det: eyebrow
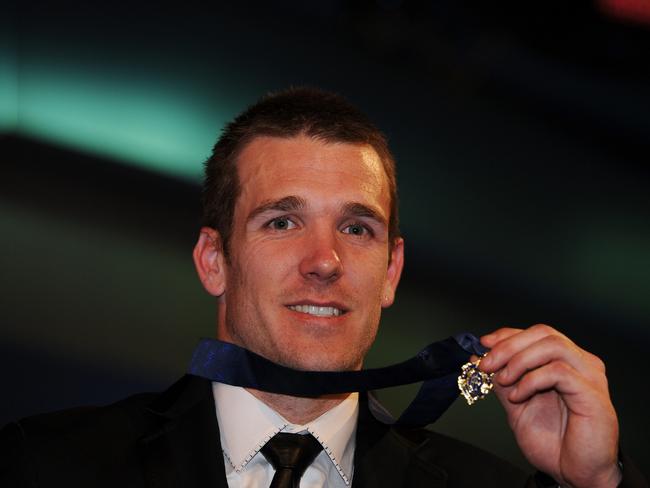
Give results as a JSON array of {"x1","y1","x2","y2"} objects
[
  {"x1": 341, "y1": 202, "x2": 388, "y2": 227},
  {"x1": 246, "y1": 196, "x2": 387, "y2": 227},
  {"x1": 246, "y1": 196, "x2": 306, "y2": 223}
]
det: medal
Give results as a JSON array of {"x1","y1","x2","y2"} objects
[{"x1": 457, "y1": 354, "x2": 494, "y2": 405}]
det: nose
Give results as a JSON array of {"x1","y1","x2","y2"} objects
[{"x1": 298, "y1": 230, "x2": 343, "y2": 283}]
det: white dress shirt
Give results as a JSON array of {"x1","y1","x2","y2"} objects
[{"x1": 212, "y1": 382, "x2": 359, "y2": 488}]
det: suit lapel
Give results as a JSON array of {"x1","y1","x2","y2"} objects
[
  {"x1": 352, "y1": 393, "x2": 447, "y2": 488},
  {"x1": 138, "y1": 375, "x2": 228, "y2": 488},
  {"x1": 135, "y1": 379, "x2": 449, "y2": 488}
]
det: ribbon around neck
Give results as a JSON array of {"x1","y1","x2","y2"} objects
[{"x1": 188, "y1": 333, "x2": 487, "y2": 427}]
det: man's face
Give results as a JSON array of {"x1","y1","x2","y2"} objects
[{"x1": 210, "y1": 135, "x2": 403, "y2": 371}]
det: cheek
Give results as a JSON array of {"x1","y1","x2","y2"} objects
[
  {"x1": 350, "y1": 253, "x2": 389, "y2": 294},
  {"x1": 236, "y1": 242, "x2": 293, "y2": 290}
]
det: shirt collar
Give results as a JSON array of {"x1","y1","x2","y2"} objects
[{"x1": 212, "y1": 382, "x2": 358, "y2": 484}]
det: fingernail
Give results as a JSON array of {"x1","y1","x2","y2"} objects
[{"x1": 481, "y1": 334, "x2": 494, "y2": 346}]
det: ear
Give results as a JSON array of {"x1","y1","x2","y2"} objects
[
  {"x1": 382, "y1": 237, "x2": 404, "y2": 308},
  {"x1": 193, "y1": 227, "x2": 228, "y2": 297}
]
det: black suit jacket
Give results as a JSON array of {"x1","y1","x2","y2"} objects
[{"x1": 1, "y1": 375, "x2": 647, "y2": 487}]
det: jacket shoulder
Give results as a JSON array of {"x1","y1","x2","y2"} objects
[
  {"x1": 0, "y1": 391, "x2": 160, "y2": 487},
  {"x1": 6, "y1": 391, "x2": 158, "y2": 443}
]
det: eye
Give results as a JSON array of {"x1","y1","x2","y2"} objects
[
  {"x1": 267, "y1": 217, "x2": 296, "y2": 231},
  {"x1": 342, "y1": 223, "x2": 371, "y2": 237}
]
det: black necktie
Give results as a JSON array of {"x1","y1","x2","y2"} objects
[{"x1": 261, "y1": 433, "x2": 323, "y2": 488}]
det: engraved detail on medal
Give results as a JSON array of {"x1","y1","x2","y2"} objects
[{"x1": 457, "y1": 355, "x2": 494, "y2": 405}]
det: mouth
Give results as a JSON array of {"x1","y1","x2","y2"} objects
[{"x1": 286, "y1": 303, "x2": 347, "y2": 317}]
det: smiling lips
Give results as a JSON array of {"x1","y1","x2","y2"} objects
[{"x1": 287, "y1": 304, "x2": 346, "y2": 317}]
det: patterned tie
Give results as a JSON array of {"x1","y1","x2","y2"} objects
[{"x1": 261, "y1": 433, "x2": 323, "y2": 488}]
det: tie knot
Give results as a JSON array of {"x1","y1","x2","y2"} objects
[{"x1": 261, "y1": 433, "x2": 323, "y2": 487}]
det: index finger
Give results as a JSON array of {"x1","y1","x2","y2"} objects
[
  {"x1": 480, "y1": 324, "x2": 568, "y2": 373},
  {"x1": 480, "y1": 327, "x2": 523, "y2": 348}
]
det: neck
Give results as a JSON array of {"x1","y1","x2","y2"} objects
[
  {"x1": 215, "y1": 305, "x2": 353, "y2": 423},
  {"x1": 247, "y1": 389, "x2": 350, "y2": 424}
]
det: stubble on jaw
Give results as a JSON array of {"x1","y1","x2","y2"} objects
[
  {"x1": 221, "y1": 259, "x2": 383, "y2": 373},
  {"x1": 223, "y1": 308, "x2": 379, "y2": 372}
]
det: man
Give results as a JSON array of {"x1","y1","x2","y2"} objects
[{"x1": 1, "y1": 88, "x2": 646, "y2": 487}]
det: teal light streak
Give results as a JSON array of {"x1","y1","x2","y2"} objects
[
  {"x1": 0, "y1": 18, "x2": 17, "y2": 132},
  {"x1": 6, "y1": 55, "x2": 243, "y2": 182}
]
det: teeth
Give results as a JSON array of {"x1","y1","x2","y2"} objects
[{"x1": 288, "y1": 304, "x2": 342, "y2": 317}]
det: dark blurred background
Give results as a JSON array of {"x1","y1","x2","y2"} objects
[{"x1": 2, "y1": 0, "x2": 649, "y2": 475}]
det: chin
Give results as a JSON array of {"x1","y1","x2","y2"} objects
[
  {"x1": 276, "y1": 343, "x2": 363, "y2": 372},
  {"x1": 278, "y1": 331, "x2": 374, "y2": 372}
]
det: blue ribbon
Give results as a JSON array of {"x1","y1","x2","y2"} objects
[{"x1": 188, "y1": 332, "x2": 487, "y2": 426}]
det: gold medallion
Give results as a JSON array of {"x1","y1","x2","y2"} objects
[{"x1": 457, "y1": 355, "x2": 494, "y2": 405}]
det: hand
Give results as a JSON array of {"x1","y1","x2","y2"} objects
[{"x1": 480, "y1": 325, "x2": 621, "y2": 488}]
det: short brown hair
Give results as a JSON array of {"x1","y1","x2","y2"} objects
[{"x1": 201, "y1": 87, "x2": 399, "y2": 256}]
